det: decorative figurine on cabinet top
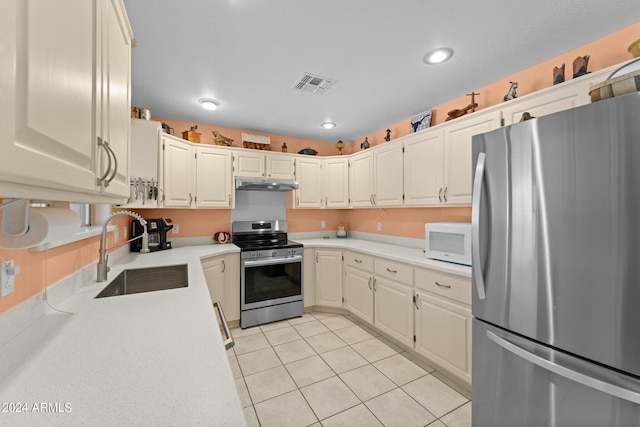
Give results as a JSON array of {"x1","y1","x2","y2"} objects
[
  {"x1": 212, "y1": 130, "x2": 234, "y2": 146},
  {"x1": 553, "y1": 63, "x2": 565, "y2": 85},
  {"x1": 573, "y1": 55, "x2": 591, "y2": 78},
  {"x1": 503, "y1": 81, "x2": 518, "y2": 102},
  {"x1": 361, "y1": 137, "x2": 370, "y2": 150},
  {"x1": 384, "y1": 129, "x2": 391, "y2": 142},
  {"x1": 335, "y1": 140, "x2": 345, "y2": 155},
  {"x1": 281, "y1": 142, "x2": 288, "y2": 152},
  {"x1": 410, "y1": 110, "x2": 432, "y2": 133}
]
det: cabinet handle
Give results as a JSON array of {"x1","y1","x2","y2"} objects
[
  {"x1": 368, "y1": 277, "x2": 372, "y2": 290},
  {"x1": 316, "y1": 252, "x2": 318, "y2": 263},
  {"x1": 443, "y1": 187, "x2": 448, "y2": 202},
  {"x1": 228, "y1": 195, "x2": 231, "y2": 206},
  {"x1": 296, "y1": 196, "x2": 300, "y2": 207},
  {"x1": 97, "y1": 137, "x2": 112, "y2": 185},
  {"x1": 103, "y1": 141, "x2": 118, "y2": 187},
  {"x1": 188, "y1": 193, "x2": 193, "y2": 205},
  {"x1": 222, "y1": 260, "x2": 225, "y2": 273},
  {"x1": 413, "y1": 294, "x2": 419, "y2": 310},
  {"x1": 386, "y1": 268, "x2": 397, "y2": 274},
  {"x1": 369, "y1": 194, "x2": 374, "y2": 205},
  {"x1": 438, "y1": 188, "x2": 443, "y2": 202},
  {"x1": 435, "y1": 281, "x2": 451, "y2": 289},
  {"x1": 373, "y1": 194, "x2": 377, "y2": 205},
  {"x1": 373, "y1": 278, "x2": 377, "y2": 292},
  {"x1": 354, "y1": 259, "x2": 363, "y2": 263},
  {"x1": 325, "y1": 196, "x2": 328, "y2": 206}
]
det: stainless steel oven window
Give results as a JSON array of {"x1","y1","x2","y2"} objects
[{"x1": 241, "y1": 256, "x2": 303, "y2": 310}]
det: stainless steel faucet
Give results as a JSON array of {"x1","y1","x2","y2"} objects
[{"x1": 97, "y1": 211, "x2": 149, "y2": 282}]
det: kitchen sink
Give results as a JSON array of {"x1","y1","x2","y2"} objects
[{"x1": 95, "y1": 264, "x2": 188, "y2": 298}]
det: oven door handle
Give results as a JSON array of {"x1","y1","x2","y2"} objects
[{"x1": 243, "y1": 254, "x2": 303, "y2": 267}]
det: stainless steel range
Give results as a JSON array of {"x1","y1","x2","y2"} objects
[{"x1": 232, "y1": 220, "x2": 303, "y2": 329}]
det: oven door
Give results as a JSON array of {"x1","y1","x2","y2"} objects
[{"x1": 241, "y1": 255, "x2": 303, "y2": 311}]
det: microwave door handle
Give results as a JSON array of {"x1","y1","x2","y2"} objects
[
  {"x1": 487, "y1": 330, "x2": 640, "y2": 405},
  {"x1": 472, "y1": 152, "x2": 487, "y2": 299}
]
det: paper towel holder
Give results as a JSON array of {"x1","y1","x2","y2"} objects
[{"x1": 0, "y1": 199, "x2": 30, "y2": 237}]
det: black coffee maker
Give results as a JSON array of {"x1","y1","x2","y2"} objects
[{"x1": 131, "y1": 218, "x2": 173, "y2": 252}]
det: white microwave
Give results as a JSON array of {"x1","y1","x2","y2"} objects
[{"x1": 425, "y1": 222, "x2": 472, "y2": 266}]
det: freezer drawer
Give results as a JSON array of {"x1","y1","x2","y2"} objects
[{"x1": 473, "y1": 319, "x2": 640, "y2": 427}]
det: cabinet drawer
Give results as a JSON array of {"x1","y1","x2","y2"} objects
[
  {"x1": 344, "y1": 251, "x2": 374, "y2": 272},
  {"x1": 415, "y1": 268, "x2": 471, "y2": 306},
  {"x1": 374, "y1": 258, "x2": 413, "y2": 285}
]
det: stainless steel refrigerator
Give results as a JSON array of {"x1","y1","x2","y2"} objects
[{"x1": 472, "y1": 92, "x2": 640, "y2": 426}]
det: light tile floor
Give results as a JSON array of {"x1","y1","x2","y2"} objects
[{"x1": 228, "y1": 312, "x2": 471, "y2": 427}]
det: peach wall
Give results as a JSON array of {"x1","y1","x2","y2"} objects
[
  {"x1": 154, "y1": 118, "x2": 343, "y2": 157},
  {"x1": 344, "y1": 22, "x2": 640, "y2": 154},
  {"x1": 0, "y1": 215, "x2": 130, "y2": 315},
  {"x1": 285, "y1": 209, "x2": 348, "y2": 233},
  {"x1": 130, "y1": 208, "x2": 231, "y2": 238},
  {"x1": 345, "y1": 207, "x2": 471, "y2": 239}
]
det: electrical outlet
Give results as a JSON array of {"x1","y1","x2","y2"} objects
[
  {"x1": 377, "y1": 222, "x2": 382, "y2": 231},
  {"x1": 114, "y1": 226, "x2": 119, "y2": 243},
  {"x1": 172, "y1": 224, "x2": 179, "y2": 234},
  {"x1": 1, "y1": 260, "x2": 16, "y2": 297},
  {"x1": 321, "y1": 220, "x2": 326, "y2": 229},
  {"x1": 124, "y1": 226, "x2": 128, "y2": 240}
]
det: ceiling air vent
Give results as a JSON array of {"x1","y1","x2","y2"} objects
[{"x1": 291, "y1": 72, "x2": 335, "y2": 94}]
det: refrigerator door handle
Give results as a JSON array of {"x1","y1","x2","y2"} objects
[
  {"x1": 472, "y1": 152, "x2": 487, "y2": 299},
  {"x1": 487, "y1": 330, "x2": 640, "y2": 405}
]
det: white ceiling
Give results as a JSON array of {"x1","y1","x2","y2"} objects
[{"x1": 124, "y1": 0, "x2": 639, "y2": 143}]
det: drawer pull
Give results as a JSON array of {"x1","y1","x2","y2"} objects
[
  {"x1": 354, "y1": 258, "x2": 363, "y2": 263},
  {"x1": 386, "y1": 268, "x2": 398, "y2": 274},
  {"x1": 413, "y1": 294, "x2": 419, "y2": 310},
  {"x1": 373, "y1": 278, "x2": 377, "y2": 292},
  {"x1": 435, "y1": 281, "x2": 451, "y2": 289}
]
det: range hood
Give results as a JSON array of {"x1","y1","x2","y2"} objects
[{"x1": 235, "y1": 177, "x2": 299, "y2": 192}]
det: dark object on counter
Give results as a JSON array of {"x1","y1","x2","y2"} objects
[
  {"x1": 298, "y1": 147, "x2": 318, "y2": 155},
  {"x1": 214, "y1": 232, "x2": 231, "y2": 244},
  {"x1": 573, "y1": 54, "x2": 591, "y2": 78},
  {"x1": 361, "y1": 137, "x2": 370, "y2": 150},
  {"x1": 553, "y1": 63, "x2": 565, "y2": 85},
  {"x1": 131, "y1": 218, "x2": 173, "y2": 252}
]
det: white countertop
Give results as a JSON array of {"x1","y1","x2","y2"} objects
[
  {"x1": 0, "y1": 244, "x2": 245, "y2": 427},
  {"x1": 296, "y1": 237, "x2": 472, "y2": 278}
]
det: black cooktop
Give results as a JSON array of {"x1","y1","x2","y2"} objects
[{"x1": 233, "y1": 236, "x2": 302, "y2": 252}]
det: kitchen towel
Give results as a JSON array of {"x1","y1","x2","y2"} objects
[{"x1": 0, "y1": 207, "x2": 80, "y2": 249}]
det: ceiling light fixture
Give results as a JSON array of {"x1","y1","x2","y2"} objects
[
  {"x1": 423, "y1": 47, "x2": 454, "y2": 65},
  {"x1": 199, "y1": 98, "x2": 220, "y2": 110},
  {"x1": 321, "y1": 122, "x2": 336, "y2": 129}
]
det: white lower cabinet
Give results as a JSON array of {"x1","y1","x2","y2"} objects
[
  {"x1": 344, "y1": 266, "x2": 374, "y2": 324},
  {"x1": 314, "y1": 249, "x2": 343, "y2": 308},
  {"x1": 201, "y1": 253, "x2": 240, "y2": 323},
  {"x1": 414, "y1": 267, "x2": 472, "y2": 386},
  {"x1": 373, "y1": 275, "x2": 414, "y2": 347}
]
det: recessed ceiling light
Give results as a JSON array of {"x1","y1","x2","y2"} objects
[
  {"x1": 199, "y1": 98, "x2": 220, "y2": 110},
  {"x1": 321, "y1": 122, "x2": 336, "y2": 129},
  {"x1": 423, "y1": 47, "x2": 454, "y2": 65}
]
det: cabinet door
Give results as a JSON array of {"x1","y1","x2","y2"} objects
[
  {"x1": 295, "y1": 157, "x2": 323, "y2": 208},
  {"x1": 99, "y1": 0, "x2": 132, "y2": 197},
  {"x1": 323, "y1": 158, "x2": 349, "y2": 208},
  {"x1": 443, "y1": 110, "x2": 501, "y2": 205},
  {"x1": 374, "y1": 276, "x2": 414, "y2": 347},
  {"x1": 403, "y1": 129, "x2": 444, "y2": 206},
  {"x1": 1, "y1": 0, "x2": 98, "y2": 194},
  {"x1": 415, "y1": 290, "x2": 471, "y2": 386},
  {"x1": 315, "y1": 250, "x2": 343, "y2": 308},
  {"x1": 234, "y1": 151, "x2": 265, "y2": 178},
  {"x1": 202, "y1": 257, "x2": 225, "y2": 305},
  {"x1": 349, "y1": 152, "x2": 374, "y2": 207},
  {"x1": 374, "y1": 143, "x2": 404, "y2": 206},
  {"x1": 266, "y1": 153, "x2": 294, "y2": 179},
  {"x1": 202, "y1": 254, "x2": 240, "y2": 323},
  {"x1": 196, "y1": 146, "x2": 232, "y2": 208},
  {"x1": 162, "y1": 137, "x2": 195, "y2": 207},
  {"x1": 344, "y1": 266, "x2": 374, "y2": 324}
]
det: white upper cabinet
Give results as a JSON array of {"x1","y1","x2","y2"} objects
[
  {"x1": 0, "y1": 0, "x2": 132, "y2": 202},
  {"x1": 323, "y1": 157, "x2": 349, "y2": 208},
  {"x1": 162, "y1": 136, "x2": 196, "y2": 208},
  {"x1": 442, "y1": 110, "x2": 502, "y2": 205},
  {"x1": 404, "y1": 129, "x2": 445, "y2": 206},
  {"x1": 196, "y1": 145, "x2": 233, "y2": 208},
  {"x1": 373, "y1": 143, "x2": 404, "y2": 206},
  {"x1": 349, "y1": 151, "x2": 375, "y2": 207},
  {"x1": 232, "y1": 150, "x2": 294, "y2": 180},
  {"x1": 294, "y1": 156, "x2": 323, "y2": 208}
]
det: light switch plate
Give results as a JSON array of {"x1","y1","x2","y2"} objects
[
  {"x1": 1, "y1": 260, "x2": 15, "y2": 297},
  {"x1": 377, "y1": 222, "x2": 382, "y2": 231},
  {"x1": 172, "y1": 224, "x2": 179, "y2": 234}
]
